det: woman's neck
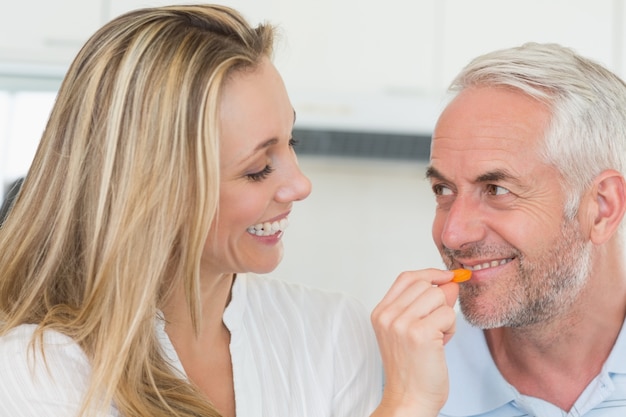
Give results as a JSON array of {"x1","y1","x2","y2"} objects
[
  {"x1": 161, "y1": 272, "x2": 236, "y2": 417},
  {"x1": 161, "y1": 272, "x2": 235, "y2": 340}
]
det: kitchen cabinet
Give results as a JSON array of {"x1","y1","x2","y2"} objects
[
  {"x1": 106, "y1": 0, "x2": 270, "y2": 24},
  {"x1": 439, "y1": 0, "x2": 617, "y2": 89},
  {"x1": 0, "y1": 0, "x2": 622, "y2": 89},
  {"x1": 0, "y1": 0, "x2": 623, "y2": 132},
  {"x1": 0, "y1": 0, "x2": 103, "y2": 66}
]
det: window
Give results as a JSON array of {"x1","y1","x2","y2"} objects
[{"x1": 0, "y1": 90, "x2": 56, "y2": 198}]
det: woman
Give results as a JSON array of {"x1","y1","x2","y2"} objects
[{"x1": 0, "y1": 4, "x2": 457, "y2": 417}]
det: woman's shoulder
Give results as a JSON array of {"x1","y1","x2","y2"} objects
[
  {"x1": 0, "y1": 324, "x2": 95, "y2": 415},
  {"x1": 0, "y1": 322, "x2": 90, "y2": 372},
  {"x1": 1, "y1": 322, "x2": 76, "y2": 343},
  {"x1": 0, "y1": 323, "x2": 86, "y2": 359}
]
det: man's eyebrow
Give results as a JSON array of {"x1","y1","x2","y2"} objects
[
  {"x1": 475, "y1": 169, "x2": 516, "y2": 183},
  {"x1": 425, "y1": 166, "x2": 517, "y2": 184},
  {"x1": 425, "y1": 166, "x2": 446, "y2": 181}
]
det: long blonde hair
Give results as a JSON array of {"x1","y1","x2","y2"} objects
[{"x1": 0, "y1": 5, "x2": 274, "y2": 416}]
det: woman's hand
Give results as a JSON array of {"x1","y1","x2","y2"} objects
[{"x1": 370, "y1": 269, "x2": 458, "y2": 417}]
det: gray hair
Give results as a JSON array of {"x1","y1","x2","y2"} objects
[{"x1": 448, "y1": 42, "x2": 626, "y2": 222}]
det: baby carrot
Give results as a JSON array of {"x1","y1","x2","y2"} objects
[{"x1": 451, "y1": 268, "x2": 472, "y2": 283}]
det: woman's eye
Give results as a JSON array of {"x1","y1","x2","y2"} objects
[
  {"x1": 486, "y1": 184, "x2": 510, "y2": 195},
  {"x1": 289, "y1": 137, "x2": 299, "y2": 147},
  {"x1": 247, "y1": 165, "x2": 274, "y2": 182}
]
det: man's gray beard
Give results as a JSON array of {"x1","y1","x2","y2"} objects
[{"x1": 456, "y1": 217, "x2": 592, "y2": 329}]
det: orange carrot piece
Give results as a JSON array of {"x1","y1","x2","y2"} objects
[{"x1": 451, "y1": 269, "x2": 472, "y2": 283}]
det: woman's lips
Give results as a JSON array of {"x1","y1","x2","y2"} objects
[{"x1": 247, "y1": 217, "x2": 289, "y2": 237}]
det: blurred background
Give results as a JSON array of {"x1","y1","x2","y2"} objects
[{"x1": 0, "y1": 0, "x2": 623, "y2": 309}]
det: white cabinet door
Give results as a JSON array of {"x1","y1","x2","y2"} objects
[
  {"x1": 271, "y1": 0, "x2": 439, "y2": 96},
  {"x1": 439, "y1": 0, "x2": 616, "y2": 90},
  {"x1": 106, "y1": 0, "x2": 271, "y2": 24},
  {"x1": 0, "y1": 0, "x2": 103, "y2": 66}
]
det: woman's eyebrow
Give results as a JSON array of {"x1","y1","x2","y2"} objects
[{"x1": 253, "y1": 138, "x2": 279, "y2": 152}]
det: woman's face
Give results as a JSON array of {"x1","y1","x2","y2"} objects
[{"x1": 202, "y1": 57, "x2": 312, "y2": 277}]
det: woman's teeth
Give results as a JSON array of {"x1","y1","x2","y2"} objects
[
  {"x1": 247, "y1": 218, "x2": 289, "y2": 236},
  {"x1": 464, "y1": 258, "x2": 513, "y2": 271}
]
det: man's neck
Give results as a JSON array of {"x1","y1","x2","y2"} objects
[{"x1": 484, "y1": 283, "x2": 626, "y2": 411}]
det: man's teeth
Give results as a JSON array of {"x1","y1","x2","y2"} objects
[
  {"x1": 465, "y1": 258, "x2": 512, "y2": 271},
  {"x1": 247, "y1": 218, "x2": 289, "y2": 236}
]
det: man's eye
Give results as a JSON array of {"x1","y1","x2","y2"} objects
[
  {"x1": 486, "y1": 184, "x2": 510, "y2": 195},
  {"x1": 247, "y1": 165, "x2": 274, "y2": 182},
  {"x1": 432, "y1": 184, "x2": 453, "y2": 196}
]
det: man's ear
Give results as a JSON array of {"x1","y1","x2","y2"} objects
[{"x1": 585, "y1": 170, "x2": 626, "y2": 244}]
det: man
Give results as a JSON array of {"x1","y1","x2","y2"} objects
[{"x1": 427, "y1": 43, "x2": 626, "y2": 416}]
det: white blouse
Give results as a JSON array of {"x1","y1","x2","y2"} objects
[{"x1": 0, "y1": 274, "x2": 383, "y2": 416}]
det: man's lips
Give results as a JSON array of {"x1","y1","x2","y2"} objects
[{"x1": 461, "y1": 257, "x2": 514, "y2": 271}]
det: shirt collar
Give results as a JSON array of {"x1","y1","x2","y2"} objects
[
  {"x1": 155, "y1": 311, "x2": 187, "y2": 379},
  {"x1": 223, "y1": 273, "x2": 247, "y2": 334},
  {"x1": 442, "y1": 314, "x2": 626, "y2": 416},
  {"x1": 604, "y1": 316, "x2": 626, "y2": 374}
]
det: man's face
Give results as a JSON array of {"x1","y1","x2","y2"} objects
[{"x1": 428, "y1": 86, "x2": 591, "y2": 328}]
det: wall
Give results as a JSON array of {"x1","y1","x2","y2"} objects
[
  {"x1": 1, "y1": 0, "x2": 625, "y2": 310},
  {"x1": 271, "y1": 157, "x2": 439, "y2": 310}
]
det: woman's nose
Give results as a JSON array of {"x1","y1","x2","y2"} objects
[{"x1": 276, "y1": 159, "x2": 312, "y2": 203}]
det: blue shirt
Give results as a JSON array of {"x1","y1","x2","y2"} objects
[{"x1": 440, "y1": 314, "x2": 626, "y2": 416}]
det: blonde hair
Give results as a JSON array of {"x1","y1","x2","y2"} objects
[{"x1": 0, "y1": 4, "x2": 274, "y2": 416}]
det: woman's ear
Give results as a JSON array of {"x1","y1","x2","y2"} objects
[{"x1": 586, "y1": 170, "x2": 626, "y2": 244}]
